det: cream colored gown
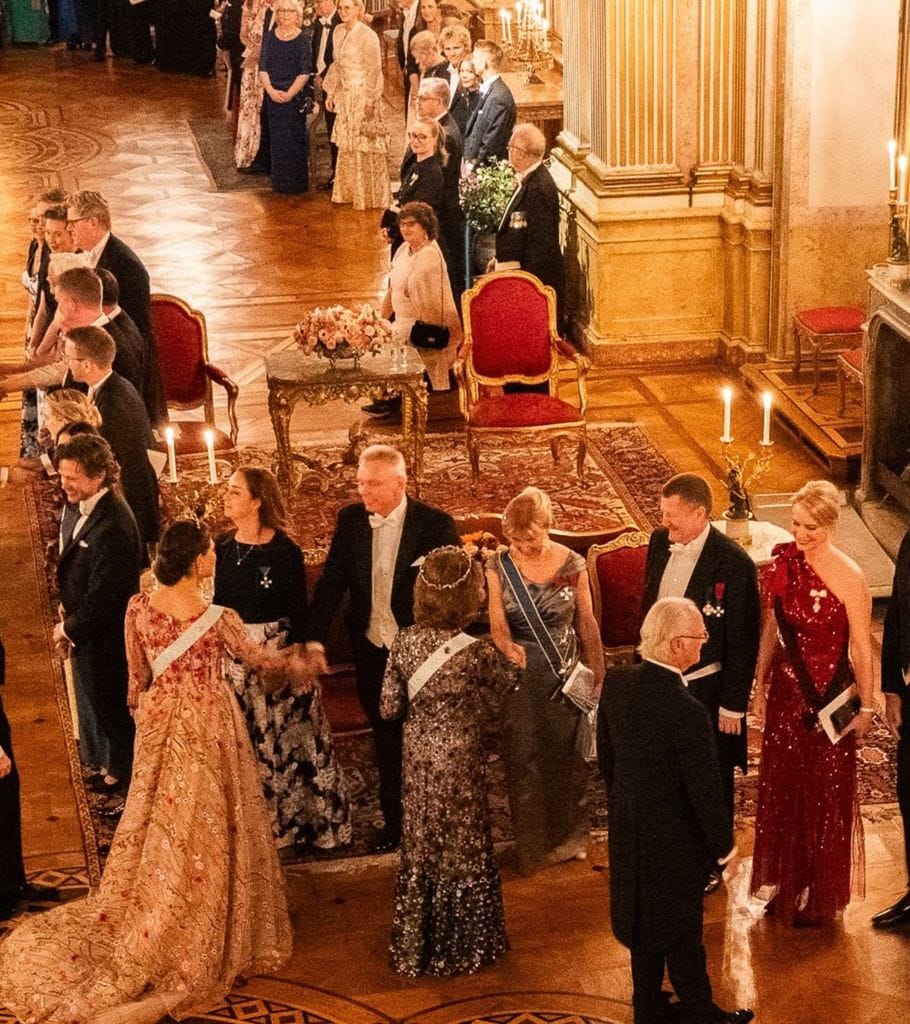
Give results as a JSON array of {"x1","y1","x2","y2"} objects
[
  {"x1": 324, "y1": 19, "x2": 391, "y2": 210},
  {"x1": 0, "y1": 594, "x2": 292, "y2": 1023}
]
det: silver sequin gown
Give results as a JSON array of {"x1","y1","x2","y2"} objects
[{"x1": 380, "y1": 625, "x2": 514, "y2": 976}]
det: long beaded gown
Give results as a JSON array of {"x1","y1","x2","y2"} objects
[
  {"x1": 0, "y1": 594, "x2": 292, "y2": 1023},
  {"x1": 491, "y1": 549, "x2": 590, "y2": 876},
  {"x1": 750, "y1": 542, "x2": 865, "y2": 922},
  {"x1": 380, "y1": 626, "x2": 513, "y2": 976}
]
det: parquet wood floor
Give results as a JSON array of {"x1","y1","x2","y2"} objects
[{"x1": 0, "y1": 45, "x2": 907, "y2": 1024}]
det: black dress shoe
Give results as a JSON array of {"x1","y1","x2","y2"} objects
[
  {"x1": 319, "y1": 177, "x2": 335, "y2": 191},
  {"x1": 871, "y1": 889, "x2": 910, "y2": 929},
  {"x1": 703, "y1": 869, "x2": 723, "y2": 896},
  {"x1": 0, "y1": 892, "x2": 18, "y2": 919},
  {"x1": 370, "y1": 828, "x2": 401, "y2": 853},
  {"x1": 87, "y1": 774, "x2": 122, "y2": 794},
  {"x1": 684, "y1": 1006, "x2": 753, "y2": 1024}
]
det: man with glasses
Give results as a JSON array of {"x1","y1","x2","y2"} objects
[
  {"x1": 495, "y1": 123, "x2": 565, "y2": 326},
  {"x1": 642, "y1": 472, "x2": 760, "y2": 896},
  {"x1": 597, "y1": 597, "x2": 753, "y2": 1024}
]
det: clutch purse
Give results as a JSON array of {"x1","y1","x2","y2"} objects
[
  {"x1": 560, "y1": 660, "x2": 598, "y2": 713},
  {"x1": 817, "y1": 683, "x2": 860, "y2": 744},
  {"x1": 409, "y1": 320, "x2": 450, "y2": 350}
]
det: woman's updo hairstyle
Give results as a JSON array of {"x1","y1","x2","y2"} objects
[
  {"x1": 154, "y1": 520, "x2": 211, "y2": 586},
  {"x1": 791, "y1": 479, "x2": 840, "y2": 529},
  {"x1": 414, "y1": 545, "x2": 483, "y2": 629},
  {"x1": 503, "y1": 486, "x2": 554, "y2": 536}
]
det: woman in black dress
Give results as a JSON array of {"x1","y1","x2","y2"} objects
[
  {"x1": 258, "y1": 0, "x2": 313, "y2": 194},
  {"x1": 215, "y1": 467, "x2": 351, "y2": 854},
  {"x1": 384, "y1": 119, "x2": 447, "y2": 255}
]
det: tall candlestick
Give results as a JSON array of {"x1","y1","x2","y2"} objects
[
  {"x1": 164, "y1": 426, "x2": 177, "y2": 483},
  {"x1": 761, "y1": 391, "x2": 773, "y2": 446},
  {"x1": 889, "y1": 138, "x2": 898, "y2": 192},
  {"x1": 721, "y1": 386, "x2": 733, "y2": 443},
  {"x1": 204, "y1": 428, "x2": 217, "y2": 484},
  {"x1": 899, "y1": 153, "x2": 907, "y2": 205}
]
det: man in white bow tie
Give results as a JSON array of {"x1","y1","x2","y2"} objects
[
  {"x1": 642, "y1": 473, "x2": 760, "y2": 895},
  {"x1": 306, "y1": 445, "x2": 459, "y2": 851}
]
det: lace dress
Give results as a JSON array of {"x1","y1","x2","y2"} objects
[
  {"x1": 0, "y1": 594, "x2": 292, "y2": 1023},
  {"x1": 234, "y1": 0, "x2": 272, "y2": 168},
  {"x1": 323, "y1": 20, "x2": 391, "y2": 210},
  {"x1": 380, "y1": 626, "x2": 513, "y2": 976},
  {"x1": 491, "y1": 550, "x2": 590, "y2": 875},
  {"x1": 750, "y1": 542, "x2": 865, "y2": 922}
]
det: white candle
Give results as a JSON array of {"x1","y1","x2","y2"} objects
[
  {"x1": 500, "y1": 7, "x2": 507, "y2": 41},
  {"x1": 505, "y1": 10, "x2": 512, "y2": 44},
  {"x1": 204, "y1": 428, "x2": 217, "y2": 484},
  {"x1": 761, "y1": 391, "x2": 773, "y2": 446},
  {"x1": 721, "y1": 386, "x2": 733, "y2": 442},
  {"x1": 899, "y1": 153, "x2": 907, "y2": 205},
  {"x1": 164, "y1": 426, "x2": 177, "y2": 483},
  {"x1": 889, "y1": 138, "x2": 898, "y2": 192}
]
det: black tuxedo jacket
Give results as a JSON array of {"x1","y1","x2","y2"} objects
[
  {"x1": 312, "y1": 11, "x2": 341, "y2": 72},
  {"x1": 495, "y1": 162, "x2": 564, "y2": 306},
  {"x1": 96, "y1": 234, "x2": 152, "y2": 346},
  {"x1": 92, "y1": 372, "x2": 160, "y2": 546},
  {"x1": 883, "y1": 529, "x2": 910, "y2": 703},
  {"x1": 464, "y1": 77, "x2": 516, "y2": 166},
  {"x1": 308, "y1": 497, "x2": 460, "y2": 645},
  {"x1": 100, "y1": 315, "x2": 144, "y2": 398},
  {"x1": 106, "y1": 308, "x2": 167, "y2": 428},
  {"x1": 643, "y1": 526, "x2": 760, "y2": 769},
  {"x1": 396, "y1": 4, "x2": 420, "y2": 71},
  {"x1": 597, "y1": 660, "x2": 731, "y2": 950},
  {"x1": 57, "y1": 489, "x2": 142, "y2": 647}
]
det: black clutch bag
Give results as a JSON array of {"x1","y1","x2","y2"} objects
[{"x1": 409, "y1": 320, "x2": 450, "y2": 350}]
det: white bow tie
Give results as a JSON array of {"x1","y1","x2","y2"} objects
[
  {"x1": 321, "y1": 18, "x2": 332, "y2": 25},
  {"x1": 669, "y1": 542, "x2": 689, "y2": 555},
  {"x1": 369, "y1": 513, "x2": 392, "y2": 529}
]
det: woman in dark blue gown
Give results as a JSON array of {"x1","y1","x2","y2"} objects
[{"x1": 258, "y1": 1, "x2": 313, "y2": 194}]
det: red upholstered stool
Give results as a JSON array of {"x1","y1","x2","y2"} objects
[
  {"x1": 836, "y1": 347, "x2": 864, "y2": 416},
  {"x1": 793, "y1": 306, "x2": 864, "y2": 395}
]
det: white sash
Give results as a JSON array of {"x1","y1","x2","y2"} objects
[
  {"x1": 151, "y1": 604, "x2": 224, "y2": 679},
  {"x1": 407, "y1": 631, "x2": 478, "y2": 701}
]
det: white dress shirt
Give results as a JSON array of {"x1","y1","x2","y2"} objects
[
  {"x1": 366, "y1": 497, "x2": 407, "y2": 649},
  {"x1": 87, "y1": 369, "x2": 114, "y2": 404},
  {"x1": 316, "y1": 18, "x2": 332, "y2": 75},
  {"x1": 657, "y1": 522, "x2": 710, "y2": 601},
  {"x1": 72, "y1": 486, "x2": 109, "y2": 540},
  {"x1": 84, "y1": 231, "x2": 111, "y2": 268}
]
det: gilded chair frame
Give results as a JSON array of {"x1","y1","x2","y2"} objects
[
  {"x1": 454, "y1": 270, "x2": 590, "y2": 489},
  {"x1": 587, "y1": 529, "x2": 650, "y2": 665},
  {"x1": 151, "y1": 292, "x2": 240, "y2": 447}
]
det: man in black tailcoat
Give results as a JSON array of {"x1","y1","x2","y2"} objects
[
  {"x1": 873, "y1": 528, "x2": 910, "y2": 928},
  {"x1": 65, "y1": 189, "x2": 166, "y2": 425},
  {"x1": 312, "y1": 0, "x2": 341, "y2": 189},
  {"x1": 494, "y1": 122, "x2": 565, "y2": 325},
  {"x1": 463, "y1": 39, "x2": 516, "y2": 170},
  {"x1": 63, "y1": 326, "x2": 160, "y2": 552},
  {"x1": 642, "y1": 472, "x2": 760, "y2": 894},
  {"x1": 52, "y1": 435, "x2": 143, "y2": 801},
  {"x1": 306, "y1": 445, "x2": 459, "y2": 852},
  {"x1": 598, "y1": 597, "x2": 753, "y2": 1024}
]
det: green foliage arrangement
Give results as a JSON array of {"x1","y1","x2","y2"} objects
[{"x1": 458, "y1": 159, "x2": 517, "y2": 232}]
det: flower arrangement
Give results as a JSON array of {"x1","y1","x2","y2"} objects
[
  {"x1": 294, "y1": 304, "x2": 393, "y2": 366},
  {"x1": 460, "y1": 530, "x2": 504, "y2": 564},
  {"x1": 458, "y1": 159, "x2": 518, "y2": 232},
  {"x1": 722, "y1": 448, "x2": 773, "y2": 520}
]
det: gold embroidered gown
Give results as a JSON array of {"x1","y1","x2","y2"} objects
[{"x1": 0, "y1": 593, "x2": 292, "y2": 1023}]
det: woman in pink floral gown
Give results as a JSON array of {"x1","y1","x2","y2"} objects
[
  {"x1": 750, "y1": 481, "x2": 874, "y2": 926},
  {"x1": 0, "y1": 521, "x2": 299, "y2": 1023}
]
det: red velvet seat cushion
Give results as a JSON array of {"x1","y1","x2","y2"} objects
[
  {"x1": 151, "y1": 300, "x2": 209, "y2": 405},
  {"x1": 593, "y1": 544, "x2": 648, "y2": 648},
  {"x1": 153, "y1": 421, "x2": 233, "y2": 455},
  {"x1": 795, "y1": 306, "x2": 864, "y2": 335},
  {"x1": 469, "y1": 280, "x2": 554, "y2": 378},
  {"x1": 839, "y1": 348, "x2": 863, "y2": 372},
  {"x1": 469, "y1": 394, "x2": 583, "y2": 428}
]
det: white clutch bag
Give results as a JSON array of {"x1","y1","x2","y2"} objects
[{"x1": 561, "y1": 661, "x2": 598, "y2": 713}]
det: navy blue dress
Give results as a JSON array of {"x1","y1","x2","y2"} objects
[{"x1": 259, "y1": 29, "x2": 313, "y2": 194}]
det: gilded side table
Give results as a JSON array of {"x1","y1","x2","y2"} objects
[{"x1": 265, "y1": 349, "x2": 428, "y2": 492}]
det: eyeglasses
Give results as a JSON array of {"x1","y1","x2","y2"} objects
[
  {"x1": 507, "y1": 144, "x2": 530, "y2": 154},
  {"x1": 407, "y1": 132, "x2": 430, "y2": 141},
  {"x1": 675, "y1": 632, "x2": 709, "y2": 642},
  {"x1": 65, "y1": 216, "x2": 91, "y2": 228}
]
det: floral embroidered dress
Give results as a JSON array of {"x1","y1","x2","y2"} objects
[
  {"x1": 0, "y1": 593, "x2": 292, "y2": 1023},
  {"x1": 750, "y1": 542, "x2": 865, "y2": 922},
  {"x1": 323, "y1": 20, "x2": 391, "y2": 210},
  {"x1": 380, "y1": 626, "x2": 514, "y2": 976}
]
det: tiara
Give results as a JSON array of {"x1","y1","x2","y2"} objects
[{"x1": 418, "y1": 545, "x2": 473, "y2": 590}]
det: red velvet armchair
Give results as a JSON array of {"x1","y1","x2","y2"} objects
[
  {"x1": 454, "y1": 270, "x2": 589, "y2": 490},
  {"x1": 586, "y1": 529, "x2": 650, "y2": 665},
  {"x1": 150, "y1": 293, "x2": 239, "y2": 456}
]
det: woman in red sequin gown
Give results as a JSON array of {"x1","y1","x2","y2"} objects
[{"x1": 750, "y1": 481, "x2": 874, "y2": 925}]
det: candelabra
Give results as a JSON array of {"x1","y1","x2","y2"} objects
[
  {"x1": 887, "y1": 187, "x2": 910, "y2": 285},
  {"x1": 500, "y1": 1, "x2": 553, "y2": 85}
]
